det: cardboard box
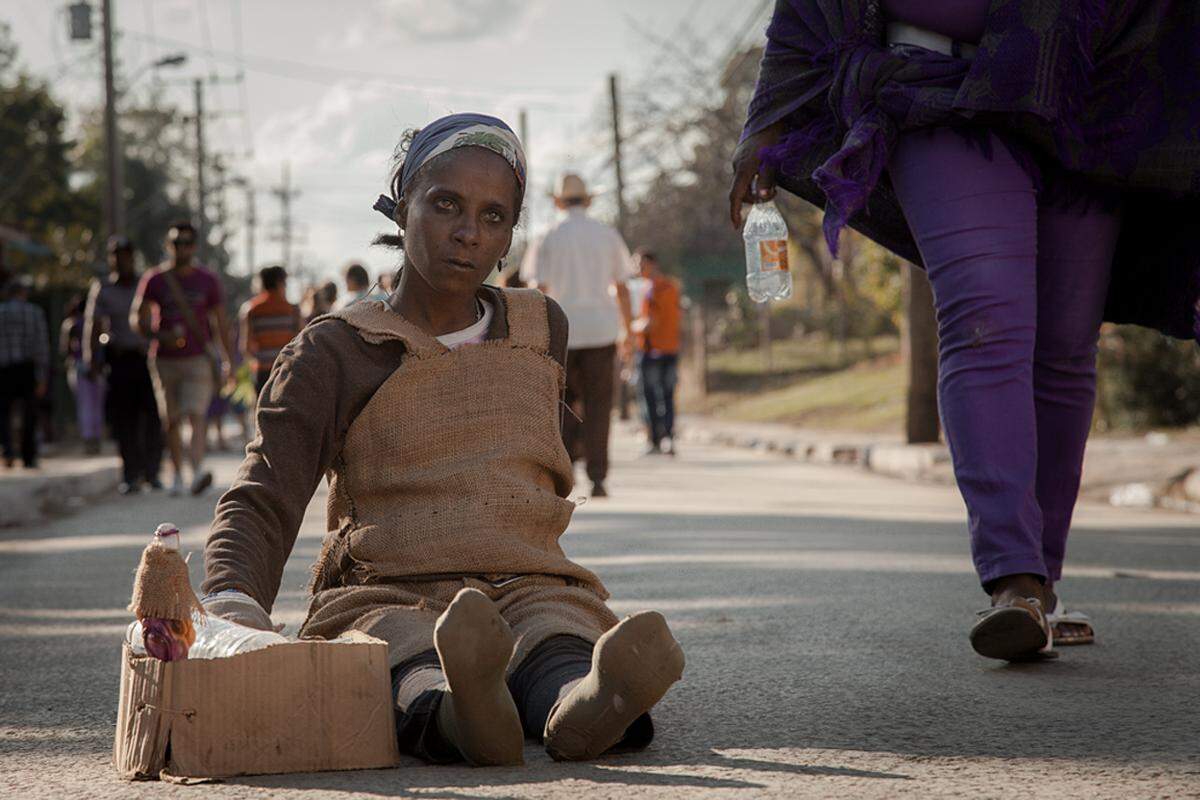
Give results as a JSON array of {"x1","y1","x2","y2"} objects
[{"x1": 113, "y1": 631, "x2": 400, "y2": 781}]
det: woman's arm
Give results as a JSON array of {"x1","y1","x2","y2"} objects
[{"x1": 730, "y1": 0, "x2": 841, "y2": 226}]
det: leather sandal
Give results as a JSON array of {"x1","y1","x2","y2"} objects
[
  {"x1": 970, "y1": 596, "x2": 1057, "y2": 661},
  {"x1": 1047, "y1": 598, "x2": 1095, "y2": 646}
]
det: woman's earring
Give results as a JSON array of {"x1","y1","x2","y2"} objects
[{"x1": 498, "y1": 257, "x2": 508, "y2": 271}]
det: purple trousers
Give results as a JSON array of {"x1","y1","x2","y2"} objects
[
  {"x1": 70, "y1": 363, "x2": 106, "y2": 441},
  {"x1": 888, "y1": 128, "x2": 1121, "y2": 588}
]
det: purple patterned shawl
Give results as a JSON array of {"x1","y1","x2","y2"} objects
[{"x1": 743, "y1": 0, "x2": 1200, "y2": 340}]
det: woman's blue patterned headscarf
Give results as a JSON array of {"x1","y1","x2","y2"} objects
[{"x1": 373, "y1": 113, "x2": 526, "y2": 221}]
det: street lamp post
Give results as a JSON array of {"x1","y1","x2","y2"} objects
[
  {"x1": 104, "y1": 50, "x2": 188, "y2": 238},
  {"x1": 102, "y1": 0, "x2": 121, "y2": 238},
  {"x1": 95, "y1": 0, "x2": 186, "y2": 237}
]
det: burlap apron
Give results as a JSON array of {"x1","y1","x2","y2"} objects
[{"x1": 299, "y1": 289, "x2": 617, "y2": 669}]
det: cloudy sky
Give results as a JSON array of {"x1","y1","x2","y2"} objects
[{"x1": 9, "y1": 0, "x2": 768, "y2": 285}]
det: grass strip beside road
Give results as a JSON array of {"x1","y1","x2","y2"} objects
[{"x1": 682, "y1": 336, "x2": 906, "y2": 432}]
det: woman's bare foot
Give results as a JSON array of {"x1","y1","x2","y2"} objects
[
  {"x1": 433, "y1": 588, "x2": 524, "y2": 766},
  {"x1": 544, "y1": 611, "x2": 685, "y2": 761}
]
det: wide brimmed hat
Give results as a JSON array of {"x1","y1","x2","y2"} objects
[{"x1": 553, "y1": 173, "x2": 591, "y2": 201}]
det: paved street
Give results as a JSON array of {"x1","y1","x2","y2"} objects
[{"x1": 3, "y1": 424, "x2": 1199, "y2": 798}]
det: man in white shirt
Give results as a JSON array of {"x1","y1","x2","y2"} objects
[{"x1": 520, "y1": 173, "x2": 633, "y2": 498}]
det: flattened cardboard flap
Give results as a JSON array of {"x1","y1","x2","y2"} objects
[{"x1": 114, "y1": 635, "x2": 399, "y2": 780}]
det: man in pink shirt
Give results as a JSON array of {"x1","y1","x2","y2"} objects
[{"x1": 130, "y1": 222, "x2": 233, "y2": 496}]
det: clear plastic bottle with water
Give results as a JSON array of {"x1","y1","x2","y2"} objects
[
  {"x1": 743, "y1": 200, "x2": 792, "y2": 303},
  {"x1": 126, "y1": 612, "x2": 288, "y2": 660}
]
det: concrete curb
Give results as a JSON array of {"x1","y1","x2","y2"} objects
[
  {"x1": 0, "y1": 459, "x2": 122, "y2": 528},
  {"x1": 679, "y1": 425, "x2": 915, "y2": 471},
  {"x1": 862, "y1": 442, "x2": 953, "y2": 482},
  {"x1": 680, "y1": 418, "x2": 1200, "y2": 513}
]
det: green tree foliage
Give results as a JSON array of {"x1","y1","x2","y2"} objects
[
  {"x1": 0, "y1": 23, "x2": 229, "y2": 286},
  {"x1": 1096, "y1": 328, "x2": 1200, "y2": 430},
  {"x1": 0, "y1": 23, "x2": 98, "y2": 287},
  {"x1": 73, "y1": 97, "x2": 195, "y2": 266}
]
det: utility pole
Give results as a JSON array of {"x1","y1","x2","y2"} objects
[
  {"x1": 608, "y1": 74, "x2": 627, "y2": 238},
  {"x1": 903, "y1": 263, "x2": 940, "y2": 443},
  {"x1": 515, "y1": 108, "x2": 529, "y2": 258},
  {"x1": 194, "y1": 78, "x2": 207, "y2": 262},
  {"x1": 211, "y1": 156, "x2": 229, "y2": 273},
  {"x1": 518, "y1": 108, "x2": 529, "y2": 184},
  {"x1": 102, "y1": 0, "x2": 124, "y2": 238},
  {"x1": 242, "y1": 182, "x2": 256, "y2": 275},
  {"x1": 271, "y1": 162, "x2": 300, "y2": 270}
]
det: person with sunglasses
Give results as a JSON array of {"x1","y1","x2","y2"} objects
[{"x1": 130, "y1": 221, "x2": 233, "y2": 496}]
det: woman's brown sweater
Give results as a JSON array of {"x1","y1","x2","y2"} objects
[{"x1": 202, "y1": 286, "x2": 569, "y2": 612}]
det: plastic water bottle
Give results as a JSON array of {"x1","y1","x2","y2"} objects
[
  {"x1": 743, "y1": 200, "x2": 792, "y2": 303},
  {"x1": 126, "y1": 612, "x2": 288, "y2": 660}
]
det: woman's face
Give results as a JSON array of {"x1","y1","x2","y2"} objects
[{"x1": 399, "y1": 147, "x2": 519, "y2": 295}]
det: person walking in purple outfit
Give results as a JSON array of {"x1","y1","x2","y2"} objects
[
  {"x1": 59, "y1": 294, "x2": 106, "y2": 455},
  {"x1": 732, "y1": 0, "x2": 1200, "y2": 660}
]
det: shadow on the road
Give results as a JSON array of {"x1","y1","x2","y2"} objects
[
  {"x1": 705, "y1": 752, "x2": 908, "y2": 779},
  {"x1": 234, "y1": 757, "x2": 764, "y2": 796},
  {"x1": 0, "y1": 486, "x2": 223, "y2": 546},
  {"x1": 230, "y1": 747, "x2": 910, "y2": 796},
  {"x1": 567, "y1": 509, "x2": 1200, "y2": 765},
  {"x1": 6, "y1": 498, "x2": 1200, "y2": 784}
]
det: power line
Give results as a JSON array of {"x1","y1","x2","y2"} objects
[
  {"x1": 270, "y1": 162, "x2": 300, "y2": 270},
  {"x1": 143, "y1": 0, "x2": 156, "y2": 66},
  {"x1": 195, "y1": 0, "x2": 217, "y2": 79},
  {"x1": 117, "y1": 29, "x2": 590, "y2": 107},
  {"x1": 230, "y1": 0, "x2": 254, "y2": 159}
]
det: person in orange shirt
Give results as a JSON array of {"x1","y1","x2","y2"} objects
[
  {"x1": 239, "y1": 265, "x2": 301, "y2": 395},
  {"x1": 631, "y1": 250, "x2": 681, "y2": 456}
]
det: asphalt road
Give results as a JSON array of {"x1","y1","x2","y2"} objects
[{"x1": 3, "y1": 424, "x2": 1199, "y2": 798}]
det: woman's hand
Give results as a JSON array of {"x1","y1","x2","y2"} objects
[
  {"x1": 729, "y1": 121, "x2": 785, "y2": 228},
  {"x1": 202, "y1": 590, "x2": 282, "y2": 632}
]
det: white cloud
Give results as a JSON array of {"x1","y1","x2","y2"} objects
[
  {"x1": 328, "y1": 0, "x2": 545, "y2": 50},
  {"x1": 253, "y1": 81, "x2": 413, "y2": 171},
  {"x1": 250, "y1": 81, "x2": 430, "y2": 279}
]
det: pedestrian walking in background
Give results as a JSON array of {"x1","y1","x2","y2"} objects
[
  {"x1": 732, "y1": 1, "x2": 1200, "y2": 660},
  {"x1": 202, "y1": 113, "x2": 684, "y2": 766},
  {"x1": 334, "y1": 261, "x2": 386, "y2": 310},
  {"x1": 240, "y1": 265, "x2": 301, "y2": 396},
  {"x1": 619, "y1": 267, "x2": 652, "y2": 426},
  {"x1": 320, "y1": 280, "x2": 339, "y2": 310},
  {"x1": 299, "y1": 284, "x2": 329, "y2": 324},
  {"x1": 130, "y1": 221, "x2": 233, "y2": 497},
  {"x1": 520, "y1": 173, "x2": 634, "y2": 498},
  {"x1": 631, "y1": 250, "x2": 681, "y2": 457},
  {"x1": 0, "y1": 275, "x2": 49, "y2": 469},
  {"x1": 84, "y1": 237, "x2": 162, "y2": 493},
  {"x1": 378, "y1": 270, "x2": 395, "y2": 295},
  {"x1": 59, "y1": 294, "x2": 105, "y2": 455},
  {"x1": 206, "y1": 317, "x2": 237, "y2": 454}
]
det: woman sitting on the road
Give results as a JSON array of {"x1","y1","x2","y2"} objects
[{"x1": 200, "y1": 113, "x2": 684, "y2": 765}]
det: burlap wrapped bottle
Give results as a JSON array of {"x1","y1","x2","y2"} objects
[{"x1": 129, "y1": 523, "x2": 204, "y2": 661}]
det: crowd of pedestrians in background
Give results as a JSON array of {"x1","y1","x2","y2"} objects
[
  {"x1": 1, "y1": 179, "x2": 684, "y2": 499},
  {"x1": 0, "y1": 224, "x2": 405, "y2": 496}
]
